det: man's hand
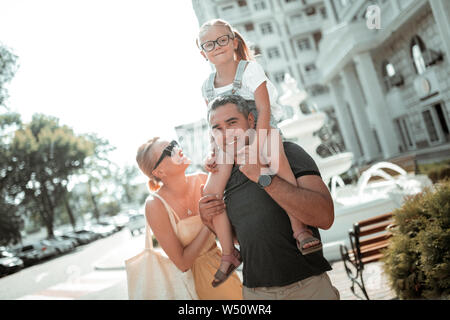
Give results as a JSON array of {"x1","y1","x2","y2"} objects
[
  {"x1": 236, "y1": 145, "x2": 269, "y2": 183},
  {"x1": 198, "y1": 184, "x2": 226, "y2": 233},
  {"x1": 203, "y1": 152, "x2": 219, "y2": 173}
]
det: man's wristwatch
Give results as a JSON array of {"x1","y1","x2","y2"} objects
[{"x1": 257, "y1": 174, "x2": 276, "y2": 189}]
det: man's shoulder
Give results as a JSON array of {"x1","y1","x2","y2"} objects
[
  {"x1": 282, "y1": 141, "x2": 321, "y2": 178},
  {"x1": 282, "y1": 141, "x2": 309, "y2": 158}
]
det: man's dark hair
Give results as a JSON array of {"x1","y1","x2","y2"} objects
[{"x1": 207, "y1": 95, "x2": 252, "y2": 123}]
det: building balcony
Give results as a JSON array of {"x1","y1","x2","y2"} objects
[
  {"x1": 288, "y1": 16, "x2": 325, "y2": 36},
  {"x1": 218, "y1": 5, "x2": 252, "y2": 24},
  {"x1": 302, "y1": 70, "x2": 322, "y2": 86},
  {"x1": 385, "y1": 87, "x2": 406, "y2": 119},
  {"x1": 295, "y1": 49, "x2": 318, "y2": 64},
  {"x1": 308, "y1": 91, "x2": 333, "y2": 112},
  {"x1": 238, "y1": 28, "x2": 265, "y2": 43},
  {"x1": 281, "y1": 0, "x2": 324, "y2": 12}
]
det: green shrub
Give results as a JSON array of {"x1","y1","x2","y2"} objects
[
  {"x1": 382, "y1": 179, "x2": 450, "y2": 299},
  {"x1": 418, "y1": 160, "x2": 450, "y2": 183}
]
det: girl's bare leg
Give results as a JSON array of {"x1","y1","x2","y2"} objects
[
  {"x1": 263, "y1": 128, "x2": 321, "y2": 251},
  {"x1": 203, "y1": 160, "x2": 236, "y2": 275}
]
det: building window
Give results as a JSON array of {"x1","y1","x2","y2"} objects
[
  {"x1": 305, "y1": 6, "x2": 316, "y2": 16},
  {"x1": 238, "y1": 0, "x2": 248, "y2": 7},
  {"x1": 267, "y1": 47, "x2": 281, "y2": 59},
  {"x1": 304, "y1": 63, "x2": 317, "y2": 73},
  {"x1": 273, "y1": 71, "x2": 286, "y2": 83},
  {"x1": 297, "y1": 38, "x2": 311, "y2": 51},
  {"x1": 422, "y1": 109, "x2": 440, "y2": 143},
  {"x1": 260, "y1": 22, "x2": 274, "y2": 34},
  {"x1": 381, "y1": 60, "x2": 400, "y2": 90},
  {"x1": 291, "y1": 13, "x2": 303, "y2": 24},
  {"x1": 320, "y1": 6, "x2": 327, "y2": 19},
  {"x1": 411, "y1": 35, "x2": 427, "y2": 75},
  {"x1": 245, "y1": 23, "x2": 254, "y2": 32},
  {"x1": 253, "y1": 46, "x2": 261, "y2": 56},
  {"x1": 254, "y1": 0, "x2": 267, "y2": 11},
  {"x1": 221, "y1": 5, "x2": 234, "y2": 12}
]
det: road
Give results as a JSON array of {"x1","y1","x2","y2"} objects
[{"x1": 0, "y1": 228, "x2": 145, "y2": 300}]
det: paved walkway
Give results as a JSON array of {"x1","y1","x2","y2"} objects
[
  {"x1": 92, "y1": 232, "x2": 398, "y2": 300},
  {"x1": 327, "y1": 260, "x2": 397, "y2": 300}
]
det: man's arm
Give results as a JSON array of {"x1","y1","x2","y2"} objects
[
  {"x1": 263, "y1": 174, "x2": 334, "y2": 230},
  {"x1": 237, "y1": 145, "x2": 334, "y2": 230}
]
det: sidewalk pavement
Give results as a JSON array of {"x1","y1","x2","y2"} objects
[{"x1": 94, "y1": 232, "x2": 397, "y2": 300}]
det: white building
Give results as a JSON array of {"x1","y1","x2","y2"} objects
[
  {"x1": 191, "y1": 0, "x2": 450, "y2": 167},
  {"x1": 317, "y1": 0, "x2": 450, "y2": 164},
  {"x1": 174, "y1": 118, "x2": 211, "y2": 172},
  {"x1": 191, "y1": 0, "x2": 335, "y2": 114}
]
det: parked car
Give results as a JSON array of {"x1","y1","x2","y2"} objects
[
  {"x1": 99, "y1": 216, "x2": 127, "y2": 232},
  {"x1": 13, "y1": 242, "x2": 57, "y2": 266},
  {"x1": 127, "y1": 214, "x2": 146, "y2": 236},
  {"x1": 84, "y1": 223, "x2": 116, "y2": 238},
  {"x1": 65, "y1": 229, "x2": 99, "y2": 244},
  {"x1": 111, "y1": 213, "x2": 131, "y2": 230},
  {"x1": 43, "y1": 237, "x2": 75, "y2": 255},
  {"x1": 0, "y1": 249, "x2": 24, "y2": 276},
  {"x1": 57, "y1": 234, "x2": 80, "y2": 247},
  {"x1": 37, "y1": 240, "x2": 60, "y2": 258}
]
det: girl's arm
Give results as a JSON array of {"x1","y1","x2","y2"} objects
[
  {"x1": 145, "y1": 198, "x2": 211, "y2": 272},
  {"x1": 253, "y1": 81, "x2": 272, "y2": 132}
]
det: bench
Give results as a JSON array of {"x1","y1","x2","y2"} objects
[{"x1": 339, "y1": 212, "x2": 395, "y2": 300}]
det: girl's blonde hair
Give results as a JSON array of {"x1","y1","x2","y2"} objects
[
  {"x1": 197, "y1": 18, "x2": 254, "y2": 61},
  {"x1": 136, "y1": 137, "x2": 162, "y2": 192}
]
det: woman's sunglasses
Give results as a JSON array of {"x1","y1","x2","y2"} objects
[{"x1": 153, "y1": 140, "x2": 179, "y2": 170}]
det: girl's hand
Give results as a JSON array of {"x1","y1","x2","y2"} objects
[{"x1": 203, "y1": 152, "x2": 218, "y2": 173}]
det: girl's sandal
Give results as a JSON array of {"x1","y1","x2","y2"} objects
[
  {"x1": 212, "y1": 249, "x2": 242, "y2": 288},
  {"x1": 294, "y1": 229, "x2": 323, "y2": 255}
]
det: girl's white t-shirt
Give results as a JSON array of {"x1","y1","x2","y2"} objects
[{"x1": 202, "y1": 61, "x2": 282, "y2": 120}]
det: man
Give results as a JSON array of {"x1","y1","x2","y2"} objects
[{"x1": 199, "y1": 95, "x2": 340, "y2": 300}]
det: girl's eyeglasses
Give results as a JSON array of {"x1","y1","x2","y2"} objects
[
  {"x1": 200, "y1": 34, "x2": 234, "y2": 52},
  {"x1": 153, "y1": 140, "x2": 179, "y2": 170}
]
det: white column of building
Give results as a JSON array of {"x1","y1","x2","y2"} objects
[
  {"x1": 340, "y1": 63, "x2": 379, "y2": 162},
  {"x1": 323, "y1": 0, "x2": 338, "y2": 25},
  {"x1": 273, "y1": 10, "x2": 303, "y2": 83},
  {"x1": 353, "y1": 52, "x2": 399, "y2": 159},
  {"x1": 429, "y1": 0, "x2": 450, "y2": 62},
  {"x1": 328, "y1": 77, "x2": 362, "y2": 160}
]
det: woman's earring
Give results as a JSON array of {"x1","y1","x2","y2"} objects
[{"x1": 205, "y1": 57, "x2": 209, "y2": 61}]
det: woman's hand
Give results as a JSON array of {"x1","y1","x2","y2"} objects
[{"x1": 198, "y1": 184, "x2": 226, "y2": 233}]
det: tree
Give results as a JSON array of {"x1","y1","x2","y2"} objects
[
  {"x1": 0, "y1": 44, "x2": 19, "y2": 110},
  {"x1": 0, "y1": 112, "x2": 23, "y2": 245},
  {"x1": 81, "y1": 133, "x2": 117, "y2": 222},
  {"x1": 8, "y1": 114, "x2": 94, "y2": 238}
]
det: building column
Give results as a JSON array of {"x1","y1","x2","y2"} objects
[
  {"x1": 328, "y1": 77, "x2": 362, "y2": 161},
  {"x1": 430, "y1": 0, "x2": 450, "y2": 62},
  {"x1": 340, "y1": 63, "x2": 379, "y2": 162},
  {"x1": 323, "y1": 0, "x2": 338, "y2": 25},
  {"x1": 353, "y1": 52, "x2": 399, "y2": 159}
]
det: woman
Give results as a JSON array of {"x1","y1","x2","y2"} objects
[{"x1": 134, "y1": 137, "x2": 242, "y2": 300}]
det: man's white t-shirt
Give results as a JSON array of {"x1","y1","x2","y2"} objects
[{"x1": 201, "y1": 61, "x2": 282, "y2": 120}]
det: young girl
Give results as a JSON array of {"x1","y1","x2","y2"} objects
[{"x1": 197, "y1": 19, "x2": 322, "y2": 287}]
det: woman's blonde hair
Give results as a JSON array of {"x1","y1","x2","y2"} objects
[
  {"x1": 136, "y1": 137, "x2": 162, "y2": 192},
  {"x1": 197, "y1": 18, "x2": 254, "y2": 61}
]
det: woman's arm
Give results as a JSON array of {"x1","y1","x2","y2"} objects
[{"x1": 145, "y1": 199, "x2": 212, "y2": 272}]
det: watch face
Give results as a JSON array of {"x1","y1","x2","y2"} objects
[{"x1": 259, "y1": 175, "x2": 271, "y2": 187}]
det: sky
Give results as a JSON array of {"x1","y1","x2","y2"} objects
[{"x1": 0, "y1": 0, "x2": 211, "y2": 168}]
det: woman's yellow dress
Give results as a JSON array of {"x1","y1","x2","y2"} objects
[{"x1": 151, "y1": 192, "x2": 242, "y2": 300}]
